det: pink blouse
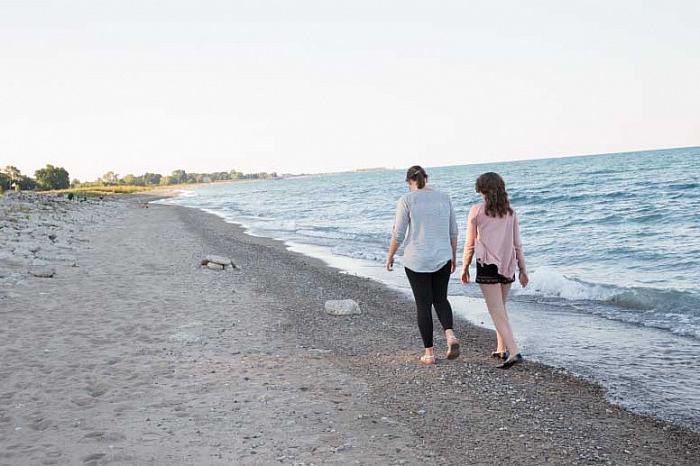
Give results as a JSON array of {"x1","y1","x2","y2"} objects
[{"x1": 462, "y1": 202, "x2": 525, "y2": 278}]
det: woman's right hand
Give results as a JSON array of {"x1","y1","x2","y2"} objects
[
  {"x1": 460, "y1": 268, "x2": 470, "y2": 284},
  {"x1": 385, "y1": 255, "x2": 395, "y2": 272}
]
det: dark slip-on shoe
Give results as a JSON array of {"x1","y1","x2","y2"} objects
[{"x1": 497, "y1": 353, "x2": 523, "y2": 369}]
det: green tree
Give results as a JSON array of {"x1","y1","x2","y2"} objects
[
  {"x1": 19, "y1": 176, "x2": 37, "y2": 190},
  {"x1": 171, "y1": 170, "x2": 187, "y2": 184},
  {"x1": 101, "y1": 171, "x2": 119, "y2": 185},
  {"x1": 143, "y1": 172, "x2": 162, "y2": 185},
  {"x1": 3, "y1": 166, "x2": 21, "y2": 182},
  {"x1": 34, "y1": 164, "x2": 70, "y2": 190},
  {"x1": 0, "y1": 172, "x2": 9, "y2": 192}
]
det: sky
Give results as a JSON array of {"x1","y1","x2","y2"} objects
[{"x1": 1, "y1": 1, "x2": 698, "y2": 181}]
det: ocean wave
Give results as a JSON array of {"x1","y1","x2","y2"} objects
[
  {"x1": 515, "y1": 268, "x2": 617, "y2": 301},
  {"x1": 668, "y1": 182, "x2": 699, "y2": 191},
  {"x1": 518, "y1": 268, "x2": 698, "y2": 309},
  {"x1": 253, "y1": 219, "x2": 298, "y2": 231},
  {"x1": 582, "y1": 168, "x2": 618, "y2": 175},
  {"x1": 513, "y1": 268, "x2": 700, "y2": 338},
  {"x1": 296, "y1": 229, "x2": 357, "y2": 240},
  {"x1": 331, "y1": 244, "x2": 388, "y2": 263},
  {"x1": 175, "y1": 189, "x2": 197, "y2": 197}
]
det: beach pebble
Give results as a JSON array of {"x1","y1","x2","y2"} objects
[
  {"x1": 205, "y1": 255, "x2": 233, "y2": 266},
  {"x1": 324, "y1": 299, "x2": 361, "y2": 316},
  {"x1": 29, "y1": 267, "x2": 56, "y2": 278},
  {"x1": 12, "y1": 248, "x2": 33, "y2": 257},
  {"x1": 206, "y1": 262, "x2": 225, "y2": 271},
  {"x1": 24, "y1": 243, "x2": 41, "y2": 253}
]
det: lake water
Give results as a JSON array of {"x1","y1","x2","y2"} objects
[{"x1": 158, "y1": 146, "x2": 700, "y2": 430}]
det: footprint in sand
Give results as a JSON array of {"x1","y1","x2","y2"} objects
[
  {"x1": 82, "y1": 431, "x2": 126, "y2": 443},
  {"x1": 71, "y1": 396, "x2": 96, "y2": 408},
  {"x1": 140, "y1": 432, "x2": 163, "y2": 444},
  {"x1": 28, "y1": 417, "x2": 54, "y2": 431},
  {"x1": 40, "y1": 449, "x2": 63, "y2": 465},
  {"x1": 81, "y1": 452, "x2": 106, "y2": 464}
]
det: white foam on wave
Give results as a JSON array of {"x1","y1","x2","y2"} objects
[
  {"x1": 513, "y1": 267, "x2": 616, "y2": 301},
  {"x1": 176, "y1": 189, "x2": 197, "y2": 198},
  {"x1": 512, "y1": 268, "x2": 700, "y2": 338},
  {"x1": 210, "y1": 212, "x2": 298, "y2": 232},
  {"x1": 264, "y1": 219, "x2": 297, "y2": 231},
  {"x1": 200, "y1": 207, "x2": 230, "y2": 221},
  {"x1": 296, "y1": 229, "x2": 357, "y2": 240},
  {"x1": 331, "y1": 246, "x2": 387, "y2": 263}
]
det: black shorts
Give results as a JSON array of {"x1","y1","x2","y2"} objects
[{"x1": 475, "y1": 261, "x2": 515, "y2": 284}]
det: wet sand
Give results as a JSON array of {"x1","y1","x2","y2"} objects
[{"x1": 0, "y1": 194, "x2": 698, "y2": 465}]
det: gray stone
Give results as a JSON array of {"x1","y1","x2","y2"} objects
[
  {"x1": 12, "y1": 248, "x2": 33, "y2": 257},
  {"x1": 29, "y1": 267, "x2": 55, "y2": 278},
  {"x1": 205, "y1": 255, "x2": 232, "y2": 266},
  {"x1": 26, "y1": 243, "x2": 41, "y2": 253},
  {"x1": 324, "y1": 299, "x2": 361, "y2": 316},
  {"x1": 206, "y1": 262, "x2": 225, "y2": 271}
]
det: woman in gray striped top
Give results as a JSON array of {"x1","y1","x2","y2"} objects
[{"x1": 386, "y1": 166, "x2": 461, "y2": 365}]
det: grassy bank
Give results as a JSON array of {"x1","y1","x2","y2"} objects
[
  {"x1": 53, "y1": 185, "x2": 155, "y2": 196},
  {"x1": 9, "y1": 178, "x2": 241, "y2": 198}
]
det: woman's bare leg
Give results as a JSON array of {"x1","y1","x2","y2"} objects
[
  {"x1": 494, "y1": 283, "x2": 512, "y2": 352},
  {"x1": 480, "y1": 283, "x2": 519, "y2": 355},
  {"x1": 495, "y1": 331, "x2": 506, "y2": 353},
  {"x1": 501, "y1": 282, "x2": 512, "y2": 306}
]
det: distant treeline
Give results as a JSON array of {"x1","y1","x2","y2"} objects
[
  {"x1": 88, "y1": 169, "x2": 278, "y2": 187},
  {"x1": 0, "y1": 165, "x2": 278, "y2": 192},
  {"x1": 0, "y1": 165, "x2": 68, "y2": 191}
]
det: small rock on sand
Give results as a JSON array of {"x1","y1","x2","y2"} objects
[
  {"x1": 29, "y1": 267, "x2": 56, "y2": 278},
  {"x1": 205, "y1": 255, "x2": 233, "y2": 266},
  {"x1": 206, "y1": 262, "x2": 225, "y2": 271},
  {"x1": 324, "y1": 299, "x2": 361, "y2": 316},
  {"x1": 26, "y1": 243, "x2": 41, "y2": 253}
]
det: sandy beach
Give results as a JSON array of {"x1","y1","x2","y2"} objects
[{"x1": 1, "y1": 193, "x2": 698, "y2": 465}]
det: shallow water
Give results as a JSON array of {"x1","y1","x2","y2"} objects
[
  {"x1": 158, "y1": 146, "x2": 700, "y2": 430},
  {"x1": 276, "y1": 241, "x2": 700, "y2": 431}
]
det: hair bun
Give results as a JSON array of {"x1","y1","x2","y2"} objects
[{"x1": 405, "y1": 165, "x2": 428, "y2": 189}]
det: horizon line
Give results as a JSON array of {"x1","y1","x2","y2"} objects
[{"x1": 6, "y1": 143, "x2": 698, "y2": 181}]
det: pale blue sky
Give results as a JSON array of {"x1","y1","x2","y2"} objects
[{"x1": 1, "y1": 1, "x2": 698, "y2": 180}]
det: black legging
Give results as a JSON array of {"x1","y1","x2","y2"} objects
[{"x1": 404, "y1": 260, "x2": 454, "y2": 348}]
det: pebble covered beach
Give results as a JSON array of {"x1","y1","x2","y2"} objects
[{"x1": 0, "y1": 193, "x2": 698, "y2": 465}]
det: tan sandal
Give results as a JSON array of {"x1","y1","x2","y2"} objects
[
  {"x1": 446, "y1": 337, "x2": 460, "y2": 360},
  {"x1": 420, "y1": 354, "x2": 436, "y2": 365}
]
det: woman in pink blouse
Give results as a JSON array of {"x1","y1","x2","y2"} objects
[{"x1": 460, "y1": 172, "x2": 529, "y2": 369}]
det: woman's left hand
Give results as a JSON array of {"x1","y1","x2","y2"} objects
[
  {"x1": 450, "y1": 259, "x2": 456, "y2": 274},
  {"x1": 519, "y1": 271, "x2": 529, "y2": 288}
]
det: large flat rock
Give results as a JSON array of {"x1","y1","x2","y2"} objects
[{"x1": 324, "y1": 299, "x2": 361, "y2": 316}]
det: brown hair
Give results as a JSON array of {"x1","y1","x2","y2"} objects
[
  {"x1": 405, "y1": 165, "x2": 428, "y2": 189},
  {"x1": 475, "y1": 172, "x2": 513, "y2": 218}
]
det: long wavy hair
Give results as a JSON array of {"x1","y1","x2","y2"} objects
[{"x1": 475, "y1": 172, "x2": 513, "y2": 218}]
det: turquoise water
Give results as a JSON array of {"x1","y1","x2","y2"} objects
[{"x1": 160, "y1": 146, "x2": 700, "y2": 429}]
